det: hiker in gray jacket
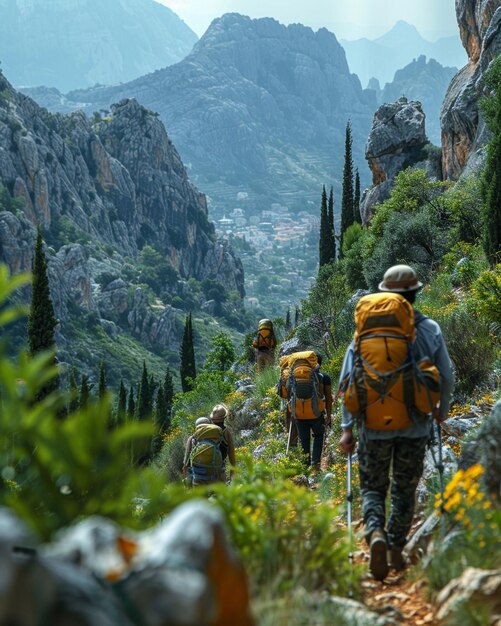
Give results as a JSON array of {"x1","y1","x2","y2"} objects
[{"x1": 338, "y1": 264, "x2": 454, "y2": 580}]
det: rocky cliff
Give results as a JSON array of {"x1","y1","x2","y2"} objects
[
  {"x1": 0, "y1": 0, "x2": 198, "y2": 92},
  {"x1": 24, "y1": 13, "x2": 376, "y2": 217},
  {"x1": 441, "y1": 0, "x2": 501, "y2": 179},
  {"x1": 0, "y1": 70, "x2": 244, "y2": 371}
]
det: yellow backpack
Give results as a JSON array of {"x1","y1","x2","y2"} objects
[
  {"x1": 254, "y1": 319, "x2": 276, "y2": 351},
  {"x1": 340, "y1": 293, "x2": 440, "y2": 430},
  {"x1": 278, "y1": 351, "x2": 325, "y2": 420}
]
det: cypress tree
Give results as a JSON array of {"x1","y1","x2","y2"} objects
[
  {"x1": 136, "y1": 361, "x2": 151, "y2": 420},
  {"x1": 127, "y1": 385, "x2": 135, "y2": 420},
  {"x1": 163, "y1": 368, "x2": 174, "y2": 423},
  {"x1": 328, "y1": 186, "x2": 336, "y2": 262},
  {"x1": 318, "y1": 185, "x2": 330, "y2": 268},
  {"x1": 294, "y1": 306, "x2": 300, "y2": 327},
  {"x1": 340, "y1": 122, "x2": 354, "y2": 253},
  {"x1": 180, "y1": 312, "x2": 196, "y2": 392},
  {"x1": 481, "y1": 60, "x2": 501, "y2": 265},
  {"x1": 69, "y1": 368, "x2": 79, "y2": 414},
  {"x1": 117, "y1": 380, "x2": 127, "y2": 424},
  {"x1": 354, "y1": 168, "x2": 361, "y2": 224},
  {"x1": 79, "y1": 375, "x2": 90, "y2": 410},
  {"x1": 285, "y1": 309, "x2": 291, "y2": 330},
  {"x1": 155, "y1": 386, "x2": 169, "y2": 432},
  {"x1": 28, "y1": 228, "x2": 59, "y2": 398},
  {"x1": 98, "y1": 361, "x2": 107, "y2": 399}
]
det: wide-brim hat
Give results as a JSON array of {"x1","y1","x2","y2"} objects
[
  {"x1": 210, "y1": 403, "x2": 229, "y2": 422},
  {"x1": 378, "y1": 264, "x2": 423, "y2": 293}
]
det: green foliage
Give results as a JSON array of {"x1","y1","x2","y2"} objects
[
  {"x1": 340, "y1": 223, "x2": 369, "y2": 290},
  {"x1": 363, "y1": 209, "x2": 446, "y2": 290},
  {"x1": 442, "y1": 243, "x2": 489, "y2": 288},
  {"x1": 137, "y1": 245, "x2": 179, "y2": 295},
  {"x1": 480, "y1": 56, "x2": 501, "y2": 265},
  {"x1": 471, "y1": 264, "x2": 501, "y2": 326},
  {"x1": 299, "y1": 263, "x2": 354, "y2": 358},
  {"x1": 328, "y1": 186, "x2": 336, "y2": 261},
  {"x1": 370, "y1": 168, "x2": 446, "y2": 238},
  {"x1": 0, "y1": 266, "x2": 172, "y2": 539},
  {"x1": 211, "y1": 457, "x2": 359, "y2": 595},
  {"x1": 0, "y1": 184, "x2": 24, "y2": 215},
  {"x1": 441, "y1": 176, "x2": 483, "y2": 246},
  {"x1": 203, "y1": 331, "x2": 236, "y2": 373},
  {"x1": 354, "y1": 169, "x2": 361, "y2": 224},
  {"x1": 252, "y1": 365, "x2": 280, "y2": 402}
]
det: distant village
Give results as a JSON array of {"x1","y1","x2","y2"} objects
[{"x1": 214, "y1": 202, "x2": 320, "y2": 315}]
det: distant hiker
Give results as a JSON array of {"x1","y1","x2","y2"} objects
[
  {"x1": 253, "y1": 319, "x2": 277, "y2": 371},
  {"x1": 210, "y1": 403, "x2": 236, "y2": 481},
  {"x1": 182, "y1": 417, "x2": 222, "y2": 486},
  {"x1": 278, "y1": 351, "x2": 332, "y2": 470},
  {"x1": 338, "y1": 264, "x2": 454, "y2": 581}
]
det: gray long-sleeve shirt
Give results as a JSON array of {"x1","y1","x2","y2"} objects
[{"x1": 339, "y1": 310, "x2": 455, "y2": 439}]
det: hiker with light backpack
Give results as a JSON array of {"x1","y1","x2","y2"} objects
[
  {"x1": 182, "y1": 404, "x2": 236, "y2": 486},
  {"x1": 338, "y1": 265, "x2": 454, "y2": 581},
  {"x1": 278, "y1": 351, "x2": 332, "y2": 471},
  {"x1": 253, "y1": 319, "x2": 277, "y2": 371}
]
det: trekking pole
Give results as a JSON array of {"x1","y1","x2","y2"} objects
[
  {"x1": 286, "y1": 418, "x2": 293, "y2": 455},
  {"x1": 347, "y1": 451, "x2": 354, "y2": 596},
  {"x1": 436, "y1": 421, "x2": 446, "y2": 539}
]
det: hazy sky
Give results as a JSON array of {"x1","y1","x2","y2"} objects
[{"x1": 158, "y1": 0, "x2": 459, "y2": 41}]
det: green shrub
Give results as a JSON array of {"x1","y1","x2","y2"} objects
[{"x1": 471, "y1": 265, "x2": 501, "y2": 326}]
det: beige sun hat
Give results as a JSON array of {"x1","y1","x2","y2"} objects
[
  {"x1": 210, "y1": 403, "x2": 229, "y2": 422},
  {"x1": 378, "y1": 265, "x2": 423, "y2": 293}
]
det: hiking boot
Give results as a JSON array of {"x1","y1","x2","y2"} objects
[
  {"x1": 369, "y1": 529, "x2": 389, "y2": 581},
  {"x1": 389, "y1": 547, "x2": 406, "y2": 571}
]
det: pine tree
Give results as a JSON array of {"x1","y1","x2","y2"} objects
[
  {"x1": 328, "y1": 186, "x2": 336, "y2": 262},
  {"x1": 68, "y1": 368, "x2": 79, "y2": 414},
  {"x1": 79, "y1": 375, "x2": 90, "y2": 409},
  {"x1": 136, "y1": 361, "x2": 151, "y2": 420},
  {"x1": 354, "y1": 168, "x2": 361, "y2": 224},
  {"x1": 117, "y1": 380, "x2": 127, "y2": 424},
  {"x1": 340, "y1": 122, "x2": 355, "y2": 253},
  {"x1": 127, "y1": 385, "x2": 135, "y2": 420},
  {"x1": 318, "y1": 185, "x2": 330, "y2": 268},
  {"x1": 481, "y1": 60, "x2": 501, "y2": 265},
  {"x1": 98, "y1": 361, "x2": 107, "y2": 399},
  {"x1": 28, "y1": 228, "x2": 59, "y2": 398},
  {"x1": 180, "y1": 312, "x2": 196, "y2": 392}
]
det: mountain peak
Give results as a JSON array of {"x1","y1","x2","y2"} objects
[{"x1": 375, "y1": 20, "x2": 427, "y2": 46}]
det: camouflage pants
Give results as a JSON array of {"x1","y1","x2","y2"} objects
[{"x1": 358, "y1": 436, "x2": 428, "y2": 548}]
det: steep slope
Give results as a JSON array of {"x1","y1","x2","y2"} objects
[
  {"x1": 342, "y1": 20, "x2": 466, "y2": 87},
  {"x1": 0, "y1": 0, "x2": 198, "y2": 91},
  {"x1": 379, "y1": 56, "x2": 456, "y2": 145},
  {"x1": 0, "y1": 69, "x2": 244, "y2": 377},
  {"x1": 24, "y1": 14, "x2": 376, "y2": 217}
]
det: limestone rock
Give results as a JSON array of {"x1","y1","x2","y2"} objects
[
  {"x1": 435, "y1": 567, "x2": 501, "y2": 625},
  {"x1": 441, "y1": 2, "x2": 501, "y2": 180},
  {"x1": 97, "y1": 278, "x2": 129, "y2": 320},
  {"x1": 360, "y1": 97, "x2": 428, "y2": 223}
]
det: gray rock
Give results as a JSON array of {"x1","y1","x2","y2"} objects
[
  {"x1": 360, "y1": 98, "x2": 429, "y2": 223},
  {"x1": 329, "y1": 596, "x2": 401, "y2": 626},
  {"x1": 435, "y1": 567, "x2": 501, "y2": 625},
  {"x1": 441, "y1": 417, "x2": 480, "y2": 438},
  {"x1": 278, "y1": 337, "x2": 305, "y2": 358}
]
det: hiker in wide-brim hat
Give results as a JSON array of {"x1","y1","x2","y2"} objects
[{"x1": 337, "y1": 264, "x2": 454, "y2": 581}]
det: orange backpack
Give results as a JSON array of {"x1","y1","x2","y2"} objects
[
  {"x1": 278, "y1": 351, "x2": 325, "y2": 420},
  {"x1": 254, "y1": 320, "x2": 276, "y2": 351},
  {"x1": 340, "y1": 293, "x2": 440, "y2": 430}
]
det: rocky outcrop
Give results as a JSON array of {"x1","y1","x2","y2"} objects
[
  {"x1": 24, "y1": 13, "x2": 375, "y2": 216},
  {"x1": 435, "y1": 567, "x2": 501, "y2": 625},
  {"x1": 0, "y1": 502, "x2": 255, "y2": 626},
  {"x1": 441, "y1": 1, "x2": 501, "y2": 180},
  {"x1": 360, "y1": 97, "x2": 434, "y2": 223},
  {"x1": 0, "y1": 0, "x2": 197, "y2": 92},
  {"x1": 379, "y1": 56, "x2": 457, "y2": 146}
]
